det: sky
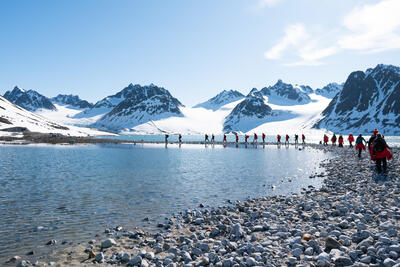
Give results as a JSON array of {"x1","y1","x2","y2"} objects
[{"x1": 0, "y1": 0, "x2": 399, "y2": 106}]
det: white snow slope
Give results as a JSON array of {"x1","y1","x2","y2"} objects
[
  {"x1": 121, "y1": 94, "x2": 332, "y2": 136},
  {"x1": 0, "y1": 96, "x2": 112, "y2": 137}
]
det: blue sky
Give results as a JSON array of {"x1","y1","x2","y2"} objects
[{"x1": 0, "y1": 0, "x2": 399, "y2": 106}]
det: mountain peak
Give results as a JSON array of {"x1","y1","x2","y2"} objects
[
  {"x1": 193, "y1": 89, "x2": 244, "y2": 111},
  {"x1": 51, "y1": 94, "x2": 93, "y2": 109},
  {"x1": 3, "y1": 87, "x2": 56, "y2": 111},
  {"x1": 13, "y1": 86, "x2": 25, "y2": 93}
]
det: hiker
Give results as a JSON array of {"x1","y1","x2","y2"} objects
[
  {"x1": 178, "y1": 134, "x2": 182, "y2": 143},
  {"x1": 331, "y1": 134, "x2": 337, "y2": 146},
  {"x1": 245, "y1": 135, "x2": 249, "y2": 144},
  {"x1": 165, "y1": 134, "x2": 169, "y2": 144},
  {"x1": 285, "y1": 134, "x2": 289, "y2": 145},
  {"x1": 294, "y1": 134, "x2": 299, "y2": 144},
  {"x1": 262, "y1": 133, "x2": 266, "y2": 143},
  {"x1": 235, "y1": 133, "x2": 239, "y2": 144},
  {"x1": 277, "y1": 134, "x2": 281, "y2": 144},
  {"x1": 355, "y1": 134, "x2": 367, "y2": 158},
  {"x1": 368, "y1": 129, "x2": 379, "y2": 159},
  {"x1": 205, "y1": 134, "x2": 209, "y2": 143},
  {"x1": 223, "y1": 134, "x2": 227, "y2": 143},
  {"x1": 254, "y1": 133, "x2": 258, "y2": 144},
  {"x1": 348, "y1": 134, "x2": 354, "y2": 147},
  {"x1": 323, "y1": 134, "x2": 329, "y2": 146},
  {"x1": 302, "y1": 134, "x2": 305, "y2": 144},
  {"x1": 372, "y1": 134, "x2": 393, "y2": 174},
  {"x1": 338, "y1": 135, "x2": 344, "y2": 147},
  {"x1": 211, "y1": 134, "x2": 215, "y2": 143}
]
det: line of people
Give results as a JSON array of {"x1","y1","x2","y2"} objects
[
  {"x1": 322, "y1": 129, "x2": 393, "y2": 174},
  {"x1": 169, "y1": 133, "x2": 308, "y2": 146}
]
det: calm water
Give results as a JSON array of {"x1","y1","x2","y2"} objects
[{"x1": 0, "y1": 143, "x2": 332, "y2": 263}]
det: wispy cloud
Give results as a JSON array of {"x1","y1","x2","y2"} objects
[
  {"x1": 264, "y1": 24, "x2": 308, "y2": 60},
  {"x1": 265, "y1": 0, "x2": 400, "y2": 66}
]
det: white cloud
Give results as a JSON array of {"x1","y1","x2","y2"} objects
[
  {"x1": 264, "y1": 0, "x2": 400, "y2": 66},
  {"x1": 264, "y1": 24, "x2": 308, "y2": 60},
  {"x1": 258, "y1": 0, "x2": 284, "y2": 8},
  {"x1": 338, "y1": 0, "x2": 400, "y2": 52}
]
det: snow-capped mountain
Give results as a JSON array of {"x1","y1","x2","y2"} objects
[
  {"x1": 295, "y1": 84, "x2": 314, "y2": 94},
  {"x1": 51, "y1": 94, "x2": 93, "y2": 109},
  {"x1": 223, "y1": 88, "x2": 273, "y2": 132},
  {"x1": 260, "y1": 80, "x2": 312, "y2": 105},
  {"x1": 94, "y1": 83, "x2": 183, "y2": 132},
  {"x1": 313, "y1": 64, "x2": 400, "y2": 134},
  {"x1": 315, "y1": 83, "x2": 343, "y2": 98},
  {"x1": 73, "y1": 83, "x2": 144, "y2": 119},
  {"x1": 0, "y1": 95, "x2": 108, "y2": 136},
  {"x1": 3, "y1": 86, "x2": 56, "y2": 111},
  {"x1": 193, "y1": 90, "x2": 245, "y2": 111}
]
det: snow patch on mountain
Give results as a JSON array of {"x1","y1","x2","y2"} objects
[
  {"x1": 193, "y1": 90, "x2": 245, "y2": 111},
  {"x1": 0, "y1": 96, "x2": 110, "y2": 137}
]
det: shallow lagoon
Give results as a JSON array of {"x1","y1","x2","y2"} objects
[{"x1": 0, "y1": 143, "x2": 332, "y2": 263}]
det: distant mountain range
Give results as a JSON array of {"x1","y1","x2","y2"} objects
[
  {"x1": 2, "y1": 64, "x2": 400, "y2": 135},
  {"x1": 52, "y1": 94, "x2": 93, "y2": 109}
]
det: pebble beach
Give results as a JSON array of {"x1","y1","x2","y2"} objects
[{"x1": 8, "y1": 144, "x2": 400, "y2": 267}]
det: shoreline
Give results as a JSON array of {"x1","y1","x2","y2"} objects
[{"x1": 7, "y1": 145, "x2": 400, "y2": 267}]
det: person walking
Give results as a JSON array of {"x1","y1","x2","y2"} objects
[
  {"x1": 285, "y1": 134, "x2": 289, "y2": 145},
  {"x1": 348, "y1": 134, "x2": 354, "y2": 148},
  {"x1": 178, "y1": 134, "x2": 182, "y2": 143},
  {"x1": 302, "y1": 134, "x2": 305, "y2": 144},
  {"x1": 245, "y1": 134, "x2": 249, "y2": 144},
  {"x1": 253, "y1": 133, "x2": 258, "y2": 145},
  {"x1": 338, "y1": 135, "x2": 344, "y2": 147},
  {"x1": 368, "y1": 129, "x2": 379, "y2": 159},
  {"x1": 277, "y1": 134, "x2": 281, "y2": 144},
  {"x1": 323, "y1": 134, "x2": 329, "y2": 146},
  {"x1": 262, "y1": 133, "x2": 266, "y2": 144},
  {"x1": 355, "y1": 134, "x2": 367, "y2": 158},
  {"x1": 223, "y1": 134, "x2": 227, "y2": 143},
  {"x1": 331, "y1": 134, "x2": 337, "y2": 146},
  {"x1": 235, "y1": 133, "x2": 239, "y2": 144},
  {"x1": 294, "y1": 134, "x2": 299, "y2": 144},
  {"x1": 211, "y1": 134, "x2": 215, "y2": 144},
  {"x1": 165, "y1": 134, "x2": 169, "y2": 145},
  {"x1": 372, "y1": 134, "x2": 392, "y2": 174},
  {"x1": 204, "y1": 134, "x2": 209, "y2": 143}
]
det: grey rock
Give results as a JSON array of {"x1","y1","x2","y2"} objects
[
  {"x1": 101, "y1": 238, "x2": 117, "y2": 249},
  {"x1": 325, "y1": 236, "x2": 341, "y2": 249},
  {"x1": 95, "y1": 252, "x2": 104, "y2": 263}
]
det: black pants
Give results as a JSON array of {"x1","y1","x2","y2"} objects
[
  {"x1": 376, "y1": 157, "x2": 387, "y2": 173},
  {"x1": 358, "y1": 148, "x2": 362, "y2": 157}
]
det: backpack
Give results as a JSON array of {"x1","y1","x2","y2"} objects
[{"x1": 374, "y1": 138, "x2": 385, "y2": 153}]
